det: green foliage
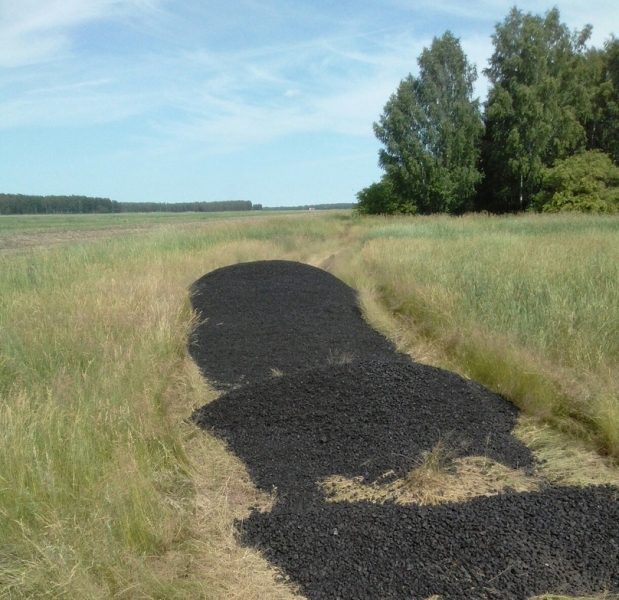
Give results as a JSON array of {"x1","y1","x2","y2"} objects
[
  {"x1": 533, "y1": 150, "x2": 619, "y2": 213},
  {"x1": 373, "y1": 31, "x2": 483, "y2": 214},
  {"x1": 0, "y1": 195, "x2": 255, "y2": 215},
  {"x1": 0, "y1": 194, "x2": 120, "y2": 214},
  {"x1": 356, "y1": 178, "x2": 410, "y2": 215},
  {"x1": 480, "y1": 8, "x2": 592, "y2": 211},
  {"x1": 588, "y1": 37, "x2": 619, "y2": 164},
  {"x1": 120, "y1": 200, "x2": 253, "y2": 212}
]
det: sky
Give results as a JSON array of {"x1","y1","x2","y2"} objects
[{"x1": 1, "y1": 1, "x2": 618, "y2": 207}]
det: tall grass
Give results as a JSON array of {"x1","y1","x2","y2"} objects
[
  {"x1": 0, "y1": 213, "x2": 347, "y2": 598},
  {"x1": 1, "y1": 210, "x2": 618, "y2": 599},
  {"x1": 333, "y1": 213, "x2": 619, "y2": 458}
]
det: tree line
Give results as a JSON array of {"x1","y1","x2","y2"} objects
[
  {"x1": 263, "y1": 203, "x2": 356, "y2": 211},
  {"x1": 358, "y1": 7, "x2": 619, "y2": 215},
  {"x1": 0, "y1": 195, "x2": 258, "y2": 215},
  {"x1": 118, "y1": 200, "x2": 255, "y2": 213}
]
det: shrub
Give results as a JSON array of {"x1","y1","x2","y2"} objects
[
  {"x1": 356, "y1": 178, "x2": 416, "y2": 215},
  {"x1": 533, "y1": 150, "x2": 619, "y2": 213}
]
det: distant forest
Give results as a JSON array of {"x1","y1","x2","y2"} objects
[
  {"x1": 0, "y1": 195, "x2": 258, "y2": 215},
  {"x1": 0, "y1": 194, "x2": 357, "y2": 215},
  {"x1": 264, "y1": 203, "x2": 356, "y2": 211}
]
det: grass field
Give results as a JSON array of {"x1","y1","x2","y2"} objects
[
  {"x1": 333, "y1": 213, "x2": 619, "y2": 458},
  {"x1": 0, "y1": 211, "x2": 288, "y2": 254},
  {"x1": 1, "y1": 210, "x2": 618, "y2": 599},
  {"x1": 0, "y1": 211, "x2": 274, "y2": 233}
]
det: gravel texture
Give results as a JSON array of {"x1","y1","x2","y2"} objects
[
  {"x1": 241, "y1": 486, "x2": 619, "y2": 600},
  {"x1": 193, "y1": 360, "x2": 534, "y2": 504},
  {"x1": 189, "y1": 260, "x2": 619, "y2": 600},
  {"x1": 189, "y1": 260, "x2": 401, "y2": 390}
]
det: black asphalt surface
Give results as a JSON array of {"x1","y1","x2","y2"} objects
[
  {"x1": 193, "y1": 360, "x2": 534, "y2": 504},
  {"x1": 241, "y1": 486, "x2": 619, "y2": 600},
  {"x1": 189, "y1": 260, "x2": 402, "y2": 390},
  {"x1": 189, "y1": 260, "x2": 619, "y2": 600}
]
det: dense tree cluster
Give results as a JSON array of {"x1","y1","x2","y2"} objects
[
  {"x1": 0, "y1": 195, "x2": 256, "y2": 215},
  {"x1": 359, "y1": 8, "x2": 619, "y2": 215},
  {"x1": 0, "y1": 194, "x2": 118, "y2": 215},
  {"x1": 532, "y1": 150, "x2": 619, "y2": 212},
  {"x1": 372, "y1": 32, "x2": 483, "y2": 215},
  {"x1": 0, "y1": 195, "x2": 357, "y2": 215},
  {"x1": 119, "y1": 200, "x2": 253, "y2": 213}
]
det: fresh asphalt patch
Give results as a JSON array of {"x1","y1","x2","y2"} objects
[
  {"x1": 190, "y1": 260, "x2": 619, "y2": 600},
  {"x1": 189, "y1": 260, "x2": 401, "y2": 390}
]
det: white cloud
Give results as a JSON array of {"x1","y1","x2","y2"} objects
[
  {"x1": 2, "y1": 0, "x2": 617, "y2": 150},
  {"x1": 383, "y1": 0, "x2": 619, "y2": 48},
  {"x1": 0, "y1": 89, "x2": 150, "y2": 129},
  {"x1": 0, "y1": 0, "x2": 163, "y2": 67},
  {"x1": 148, "y1": 31, "x2": 429, "y2": 150}
]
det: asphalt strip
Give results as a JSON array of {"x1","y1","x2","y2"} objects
[{"x1": 190, "y1": 260, "x2": 619, "y2": 600}]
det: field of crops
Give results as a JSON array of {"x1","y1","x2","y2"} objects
[{"x1": 1, "y1": 210, "x2": 618, "y2": 599}]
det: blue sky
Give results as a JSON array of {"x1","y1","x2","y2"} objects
[{"x1": 1, "y1": 1, "x2": 618, "y2": 207}]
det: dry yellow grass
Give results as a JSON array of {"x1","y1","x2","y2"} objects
[
  {"x1": 0, "y1": 214, "x2": 349, "y2": 598},
  {"x1": 2, "y1": 211, "x2": 619, "y2": 600},
  {"x1": 321, "y1": 455, "x2": 539, "y2": 506},
  {"x1": 514, "y1": 417, "x2": 619, "y2": 489},
  {"x1": 320, "y1": 417, "x2": 619, "y2": 509},
  {"x1": 330, "y1": 213, "x2": 619, "y2": 460},
  {"x1": 156, "y1": 357, "x2": 302, "y2": 599}
]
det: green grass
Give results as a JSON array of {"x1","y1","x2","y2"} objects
[
  {"x1": 0, "y1": 211, "x2": 275, "y2": 234},
  {"x1": 0, "y1": 212, "x2": 347, "y2": 598},
  {"x1": 365, "y1": 214, "x2": 619, "y2": 370},
  {"x1": 1, "y1": 209, "x2": 618, "y2": 599},
  {"x1": 334, "y1": 212, "x2": 619, "y2": 458}
]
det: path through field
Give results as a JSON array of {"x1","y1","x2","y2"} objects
[{"x1": 190, "y1": 260, "x2": 619, "y2": 600}]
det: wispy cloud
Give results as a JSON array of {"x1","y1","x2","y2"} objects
[
  {"x1": 150, "y1": 30, "x2": 429, "y2": 150},
  {"x1": 0, "y1": 0, "x2": 164, "y2": 66},
  {"x1": 2, "y1": 0, "x2": 617, "y2": 205},
  {"x1": 0, "y1": 86, "x2": 153, "y2": 129},
  {"x1": 0, "y1": 19, "x2": 430, "y2": 147},
  {"x1": 2, "y1": 0, "x2": 617, "y2": 149}
]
